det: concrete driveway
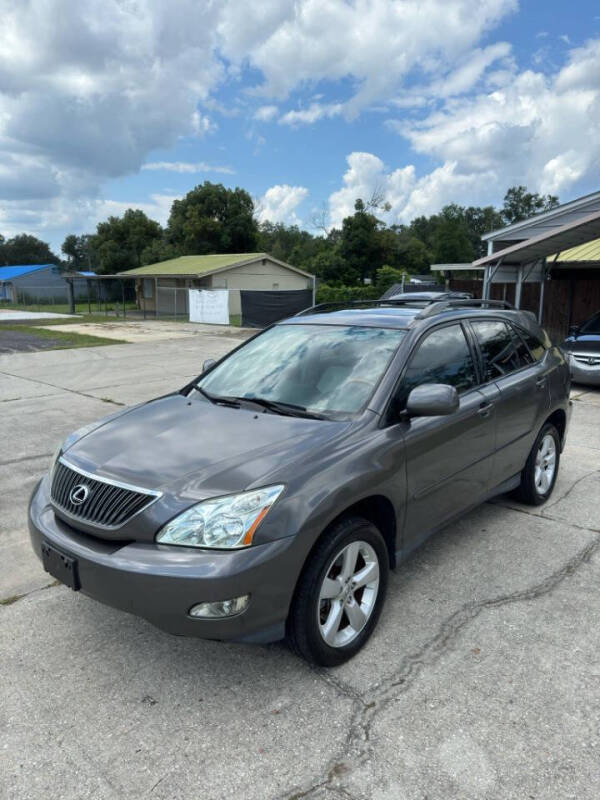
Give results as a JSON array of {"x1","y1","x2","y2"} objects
[{"x1": 1, "y1": 337, "x2": 599, "y2": 800}]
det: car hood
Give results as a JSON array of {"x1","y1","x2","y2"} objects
[
  {"x1": 562, "y1": 337, "x2": 600, "y2": 354},
  {"x1": 63, "y1": 392, "x2": 350, "y2": 499}
]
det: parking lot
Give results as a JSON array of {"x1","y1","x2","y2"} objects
[{"x1": 1, "y1": 332, "x2": 599, "y2": 799}]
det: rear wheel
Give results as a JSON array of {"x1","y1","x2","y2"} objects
[
  {"x1": 514, "y1": 423, "x2": 560, "y2": 505},
  {"x1": 287, "y1": 516, "x2": 389, "y2": 666}
]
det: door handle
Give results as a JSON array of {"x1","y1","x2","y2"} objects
[
  {"x1": 535, "y1": 376, "x2": 547, "y2": 389},
  {"x1": 478, "y1": 401, "x2": 493, "y2": 417}
]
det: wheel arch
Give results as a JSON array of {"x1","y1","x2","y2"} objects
[
  {"x1": 545, "y1": 408, "x2": 567, "y2": 448},
  {"x1": 303, "y1": 494, "x2": 398, "y2": 572}
]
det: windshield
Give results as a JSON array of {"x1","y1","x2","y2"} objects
[
  {"x1": 581, "y1": 313, "x2": 600, "y2": 335},
  {"x1": 198, "y1": 324, "x2": 405, "y2": 416}
]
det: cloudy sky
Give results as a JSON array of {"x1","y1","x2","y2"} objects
[{"x1": 1, "y1": 0, "x2": 600, "y2": 251}]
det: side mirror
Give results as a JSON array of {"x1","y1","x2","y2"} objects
[
  {"x1": 202, "y1": 358, "x2": 216, "y2": 373},
  {"x1": 405, "y1": 383, "x2": 459, "y2": 417},
  {"x1": 568, "y1": 325, "x2": 579, "y2": 337}
]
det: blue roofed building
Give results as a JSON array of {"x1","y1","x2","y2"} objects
[{"x1": 0, "y1": 264, "x2": 95, "y2": 303}]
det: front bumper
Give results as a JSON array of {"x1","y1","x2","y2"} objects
[
  {"x1": 568, "y1": 354, "x2": 600, "y2": 386},
  {"x1": 28, "y1": 477, "x2": 299, "y2": 643}
]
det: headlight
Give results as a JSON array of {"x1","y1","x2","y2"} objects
[{"x1": 156, "y1": 485, "x2": 285, "y2": 549}]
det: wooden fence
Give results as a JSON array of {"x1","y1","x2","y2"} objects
[{"x1": 448, "y1": 271, "x2": 600, "y2": 343}]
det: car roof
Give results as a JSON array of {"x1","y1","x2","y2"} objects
[
  {"x1": 283, "y1": 306, "x2": 420, "y2": 329},
  {"x1": 282, "y1": 300, "x2": 545, "y2": 335}
]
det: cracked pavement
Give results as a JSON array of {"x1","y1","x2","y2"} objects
[{"x1": 1, "y1": 336, "x2": 599, "y2": 799}]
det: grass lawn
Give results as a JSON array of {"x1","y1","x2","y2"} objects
[
  {"x1": 28, "y1": 314, "x2": 133, "y2": 326},
  {"x1": 0, "y1": 324, "x2": 126, "y2": 350},
  {"x1": 0, "y1": 301, "x2": 137, "y2": 315}
]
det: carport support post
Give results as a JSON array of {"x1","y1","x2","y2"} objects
[
  {"x1": 121, "y1": 279, "x2": 126, "y2": 319},
  {"x1": 67, "y1": 278, "x2": 75, "y2": 314},
  {"x1": 515, "y1": 265, "x2": 523, "y2": 309},
  {"x1": 538, "y1": 259, "x2": 546, "y2": 324},
  {"x1": 312, "y1": 275, "x2": 316, "y2": 306},
  {"x1": 482, "y1": 266, "x2": 490, "y2": 299},
  {"x1": 154, "y1": 278, "x2": 158, "y2": 319}
]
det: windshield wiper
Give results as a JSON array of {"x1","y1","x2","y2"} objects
[
  {"x1": 193, "y1": 385, "x2": 240, "y2": 407},
  {"x1": 231, "y1": 396, "x2": 328, "y2": 420},
  {"x1": 193, "y1": 386, "x2": 327, "y2": 418}
]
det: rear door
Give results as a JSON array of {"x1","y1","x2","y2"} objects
[
  {"x1": 468, "y1": 319, "x2": 551, "y2": 485},
  {"x1": 397, "y1": 322, "x2": 496, "y2": 550}
]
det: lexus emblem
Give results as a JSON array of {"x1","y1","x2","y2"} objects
[
  {"x1": 588, "y1": 357, "x2": 598, "y2": 366},
  {"x1": 69, "y1": 484, "x2": 90, "y2": 506}
]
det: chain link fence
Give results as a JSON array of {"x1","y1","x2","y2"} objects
[{"x1": 0, "y1": 278, "x2": 138, "y2": 317}]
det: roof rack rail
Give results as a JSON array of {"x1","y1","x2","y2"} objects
[
  {"x1": 295, "y1": 297, "x2": 441, "y2": 316},
  {"x1": 414, "y1": 298, "x2": 514, "y2": 319}
]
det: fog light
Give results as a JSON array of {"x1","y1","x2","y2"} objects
[{"x1": 189, "y1": 595, "x2": 250, "y2": 619}]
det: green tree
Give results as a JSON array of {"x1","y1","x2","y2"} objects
[
  {"x1": 339, "y1": 199, "x2": 384, "y2": 283},
  {"x1": 432, "y1": 209, "x2": 475, "y2": 264},
  {"x1": 309, "y1": 249, "x2": 358, "y2": 286},
  {"x1": 502, "y1": 186, "x2": 559, "y2": 225},
  {"x1": 394, "y1": 232, "x2": 432, "y2": 273},
  {"x1": 141, "y1": 238, "x2": 180, "y2": 266},
  {"x1": 463, "y1": 205, "x2": 505, "y2": 258},
  {"x1": 375, "y1": 265, "x2": 407, "y2": 294},
  {"x1": 0, "y1": 234, "x2": 60, "y2": 266},
  {"x1": 91, "y1": 209, "x2": 163, "y2": 274},
  {"x1": 167, "y1": 182, "x2": 258, "y2": 255},
  {"x1": 61, "y1": 234, "x2": 97, "y2": 269}
]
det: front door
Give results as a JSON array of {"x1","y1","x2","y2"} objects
[{"x1": 395, "y1": 322, "x2": 496, "y2": 551}]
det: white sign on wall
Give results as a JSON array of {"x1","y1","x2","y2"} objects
[{"x1": 188, "y1": 289, "x2": 229, "y2": 325}]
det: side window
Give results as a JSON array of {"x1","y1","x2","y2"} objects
[
  {"x1": 516, "y1": 327, "x2": 547, "y2": 361},
  {"x1": 508, "y1": 326, "x2": 534, "y2": 367},
  {"x1": 471, "y1": 320, "x2": 523, "y2": 381},
  {"x1": 397, "y1": 324, "x2": 477, "y2": 407}
]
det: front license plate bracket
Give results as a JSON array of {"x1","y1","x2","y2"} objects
[{"x1": 41, "y1": 542, "x2": 80, "y2": 591}]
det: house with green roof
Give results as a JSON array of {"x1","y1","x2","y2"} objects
[{"x1": 119, "y1": 253, "x2": 315, "y2": 319}]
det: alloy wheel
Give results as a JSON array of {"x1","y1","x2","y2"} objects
[
  {"x1": 534, "y1": 433, "x2": 557, "y2": 495},
  {"x1": 317, "y1": 540, "x2": 380, "y2": 648}
]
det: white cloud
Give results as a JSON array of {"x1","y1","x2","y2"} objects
[
  {"x1": 142, "y1": 161, "x2": 235, "y2": 175},
  {"x1": 329, "y1": 39, "x2": 600, "y2": 227},
  {"x1": 94, "y1": 194, "x2": 180, "y2": 227},
  {"x1": 279, "y1": 103, "x2": 343, "y2": 126},
  {"x1": 1, "y1": 0, "x2": 598, "y2": 248},
  {"x1": 254, "y1": 104, "x2": 279, "y2": 122},
  {"x1": 221, "y1": 0, "x2": 518, "y2": 116},
  {"x1": 329, "y1": 152, "x2": 494, "y2": 228},
  {"x1": 400, "y1": 38, "x2": 600, "y2": 195},
  {"x1": 191, "y1": 111, "x2": 217, "y2": 136},
  {"x1": 256, "y1": 184, "x2": 309, "y2": 224},
  {"x1": 0, "y1": 0, "x2": 224, "y2": 236}
]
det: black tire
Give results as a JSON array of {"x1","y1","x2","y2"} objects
[
  {"x1": 513, "y1": 422, "x2": 561, "y2": 506},
  {"x1": 287, "y1": 516, "x2": 389, "y2": 667}
]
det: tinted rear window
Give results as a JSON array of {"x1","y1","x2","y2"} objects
[
  {"x1": 516, "y1": 327, "x2": 547, "y2": 361},
  {"x1": 471, "y1": 320, "x2": 524, "y2": 381}
]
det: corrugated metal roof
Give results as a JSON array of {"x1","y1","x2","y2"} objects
[
  {"x1": 0, "y1": 263, "x2": 55, "y2": 280},
  {"x1": 553, "y1": 237, "x2": 600, "y2": 262},
  {"x1": 482, "y1": 190, "x2": 600, "y2": 241},
  {"x1": 474, "y1": 211, "x2": 600, "y2": 268},
  {"x1": 379, "y1": 283, "x2": 403, "y2": 299},
  {"x1": 120, "y1": 253, "x2": 267, "y2": 276}
]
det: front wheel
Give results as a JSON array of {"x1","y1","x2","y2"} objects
[
  {"x1": 287, "y1": 516, "x2": 389, "y2": 666},
  {"x1": 514, "y1": 422, "x2": 560, "y2": 505}
]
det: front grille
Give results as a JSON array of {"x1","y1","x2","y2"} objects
[
  {"x1": 573, "y1": 353, "x2": 600, "y2": 366},
  {"x1": 51, "y1": 459, "x2": 160, "y2": 528}
]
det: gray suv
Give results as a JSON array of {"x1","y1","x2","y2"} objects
[{"x1": 29, "y1": 298, "x2": 571, "y2": 666}]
